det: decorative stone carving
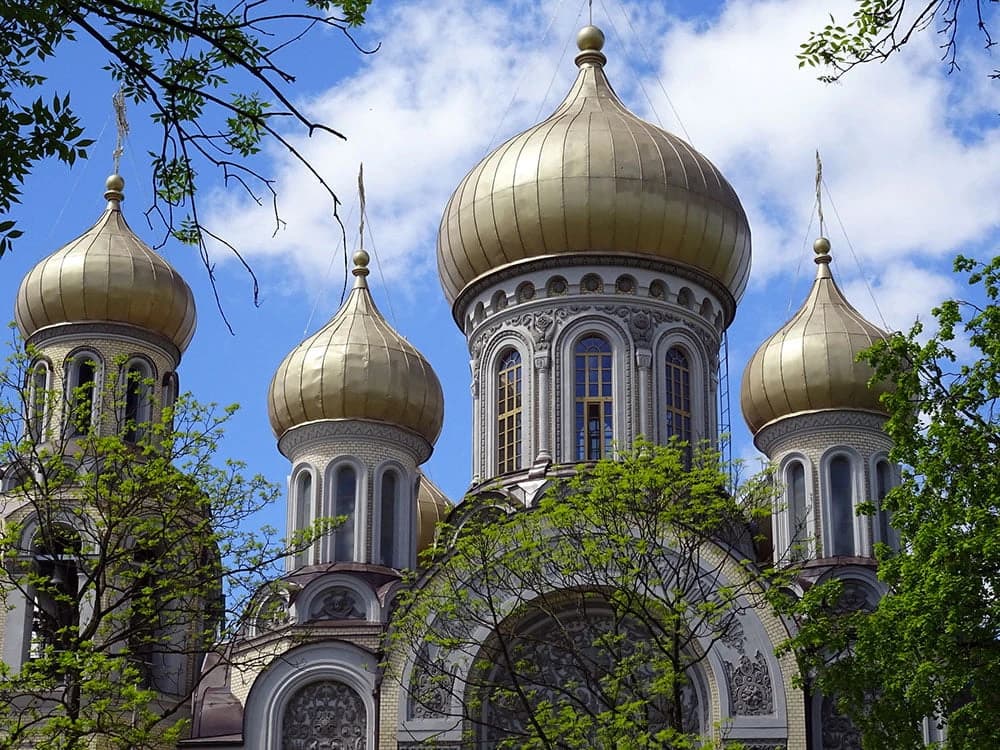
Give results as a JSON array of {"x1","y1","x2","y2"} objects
[
  {"x1": 724, "y1": 650, "x2": 774, "y2": 716},
  {"x1": 282, "y1": 680, "x2": 367, "y2": 749},
  {"x1": 278, "y1": 419, "x2": 430, "y2": 463},
  {"x1": 407, "y1": 642, "x2": 457, "y2": 719},
  {"x1": 478, "y1": 612, "x2": 702, "y2": 744},
  {"x1": 754, "y1": 410, "x2": 889, "y2": 455},
  {"x1": 635, "y1": 347, "x2": 653, "y2": 370},
  {"x1": 308, "y1": 587, "x2": 365, "y2": 621},
  {"x1": 629, "y1": 310, "x2": 655, "y2": 345},
  {"x1": 821, "y1": 694, "x2": 862, "y2": 750}
]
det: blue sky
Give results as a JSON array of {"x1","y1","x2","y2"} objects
[{"x1": 2, "y1": 0, "x2": 998, "y2": 524}]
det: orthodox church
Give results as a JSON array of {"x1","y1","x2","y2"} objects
[{"x1": 0, "y1": 23, "x2": 918, "y2": 750}]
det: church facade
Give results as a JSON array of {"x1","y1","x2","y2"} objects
[{"x1": 0, "y1": 24, "x2": 911, "y2": 750}]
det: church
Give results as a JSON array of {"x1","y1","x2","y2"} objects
[{"x1": 0, "y1": 23, "x2": 918, "y2": 750}]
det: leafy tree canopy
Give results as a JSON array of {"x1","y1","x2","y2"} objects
[
  {"x1": 390, "y1": 441, "x2": 783, "y2": 750},
  {"x1": 799, "y1": 0, "x2": 998, "y2": 81},
  {"x1": 0, "y1": 0, "x2": 372, "y2": 322},
  {"x1": 777, "y1": 255, "x2": 1000, "y2": 749},
  {"x1": 0, "y1": 344, "x2": 334, "y2": 749}
]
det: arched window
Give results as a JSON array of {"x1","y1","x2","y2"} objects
[
  {"x1": 29, "y1": 525, "x2": 81, "y2": 661},
  {"x1": 123, "y1": 359, "x2": 153, "y2": 443},
  {"x1": 333, "y1": 466, "x2": 357, "y2": 562},
  {"x1": 575, "y1": 336, "x2": 613, "y2": 460},
  {"x1": 66, "y1": 352, "x2": 101, "y2": 435},
  {"x1": 875, "y1": 460, "x2": 895, "y2": 549},
  {"x1": 786, "y1": 461, "x2": 808, "y2": 560},
  {"x1": 497, "y1": 349, "x2": 522, "y2": 474},
  {"x1": 828, "y1": 455, "x2": 855, "y2": 556},
  {"x1": 281, "y1": 680, "x2": 367, "y2": 748},
  {"x1": 664, "y1": 347, "x2": 692, "y2": 444},
  {"x1": 294, "y1": 471, "x2": 314, "y2": 567},
  {"x1": 28, "y1": 361, "x2": 50, "y2": 440},
  {"x1": 378, "y1": 470, "x2": 401, "y2": 568}
]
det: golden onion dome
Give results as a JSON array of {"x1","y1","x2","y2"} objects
[
  {"x1": 15, "y1": 175, "x2": 197, "y2": 352},
  {"x1": 416, "y1": 472, "x2": 452, "y2": 556},
  {"x1": 740, "y1": 238, "x2": 891, "y2": 435},
  {"x1": 268, "y1": 251, "x2": 445, "y2": 444},
  {"x1": 437, "y1": 25, "x2": 751, "y2": 311}
]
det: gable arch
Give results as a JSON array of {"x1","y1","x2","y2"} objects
[
  {"x1": 373, "y1": 459, "x2": 414, "y2": 569},
  {"x1": 321, "y1": 457, "x2": 368, "y2": 564},
  {"x1": 478, "y1": 331, "x2": 533, "y2": 479},
  {"x1": 243, "y1": 640, "x2": 377, "y2": 750},
  {"x1": 555, "y1": 318, "x2": 630, "y2": 462},
  {"x1": 819, "y1": 446, "x2": 868, "y2": 557},
  {"x1": 652, "y1": 330, "x2": 712, "y2": 446}
]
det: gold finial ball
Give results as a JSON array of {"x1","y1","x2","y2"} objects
[
  {"x1": 577, "y1": 25, "x2": 605, "y2": 52},
  {"x1": 353, "y1": 249, "x2": 370, "y2": 268},
  {"x1": 813, "y1": 237, "x2": 831, "y2": 255},
  {"x1": 106, "y1": 174, "x2": 125, "y2": 192}
]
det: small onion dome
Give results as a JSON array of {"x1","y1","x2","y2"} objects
[
  {"x1": 15, "y1": 175, "x2": 197, "y2": 352},
  {"x1": 437, "y1": 25, "x2": 751, "y2": 313},
  {"x1": 267, "y1": 250, "x2": 445, "y2": 444},
  {"x1": 416, "y1": 472, "x2": 452, "y2": 555},
  {"x1": 740, "y1": 238, "x2": 891, "y2": 435}
]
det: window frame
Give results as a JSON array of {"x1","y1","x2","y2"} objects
[{"x1": 64, "y1": 349, "x2": 103, "y2": 436}]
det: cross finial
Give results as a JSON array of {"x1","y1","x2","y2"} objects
[
  {"x1": 112, "y1": 88, "x2": 129, "y2": 174},
  {"x1": 357, "y1": 163, "x2": 366, "y2": 253},
  {"x1": 815, "y1": 149, "x2": 825, "y2": 237}
]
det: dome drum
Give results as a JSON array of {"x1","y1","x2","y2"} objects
[{"x1": 457, "y1": 256, "x2": 732, "y2": 336}]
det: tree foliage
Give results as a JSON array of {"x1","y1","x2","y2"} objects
[
  {"x1": 777, "y1": 255, "x2": 1000, "y2": 749},
  {"x1": 0, "y1": 0, "x2": 373, "y2": 323},
  {"x1": 390, "y1": 441, "x2": 781, "y2": 750},
  {"x1": 799, "y1": 0, "x2": 998, "y2": 81},
  {"x1": 0, "y1": 345, "x2": 332, "y2": 749}
]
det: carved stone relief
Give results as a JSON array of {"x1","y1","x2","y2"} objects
[
  {"x1": 282, "y1": 680, "x2": 367, "y2": 749},
  {"x1": 407, "y1": 641, "x2": 457, "y2": 719},
  {"x1": 723, "y1": 650, "x2": 774, "y2": 716},
  {"x1": 477, "y1": 612, "x2": 703, "y2": 745},
  {"x1": 307, "y1": 586, "x2": 365, "y2": 621}
]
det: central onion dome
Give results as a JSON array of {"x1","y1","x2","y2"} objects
[
  {"x1": 740, "y1": 238, "x2": 891, "y2": 435},
  {"x1": 268, "y1": 251, "x2": 445, "y2": 444},
  {"x1": 437, "y1": 25, "x2": 751, "y2": 314},
  {"x1": 15, "y1": 175, "x2": 197, "y2": 351}
]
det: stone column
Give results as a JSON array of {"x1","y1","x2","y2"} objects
[
  {"x1": 530, "y1": 350, "x2": 552, "y2": 476},
  {"x1": 636, "y1": 347, "x2": 652, "y2": 439}
]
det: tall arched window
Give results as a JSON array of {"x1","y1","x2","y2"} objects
[
  {"x1": 30, "y1": 526, "x2": 81, "y2": 661},
  {"x1": 664, "y1": 347, "x2": 692, "y2": 444},
  {"x1": 333, "y1": 466, "x2": 357, "y2": 562},
  {"x1": 294, "y1": 471, "x2": 314, "y2": 567},
  {"x1": 828, "y1": 455, "x2": 855, "y2": 556},
  {"x1": 875, "y1": 459, "x2": 895, "y2": 549},
  {"x1": 123, "y1": 359, "x2": 152, "y2": 443},
  {"x1": 378, "y1": 470, "x2": 401, "y2": 568},
  {"x1": 575, "y1": 336, "x2": 613, "y2": 460},
  {"x1": 66, "y1": 352, "x2": 100, "y2": 435},
  {"x1": 28, "y1": 361, "x2": 50, "y2": 440},
  {"x1": 497, "y1": 349, "x2": 522, "y2": 474},
  {"x1": 786, "y1": 461, "x2": 808, "y2": 560}
]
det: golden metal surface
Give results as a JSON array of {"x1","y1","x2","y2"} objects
[
  {"x1": 267, "y1": 252, "x2": 445, "y2": 443},
  {"x1": 437, "y1": 27, "x2": 751, "y2": 305},
  {"x1": 15, "y1": 176, "x2": 197, "y2": 351},
  {"x1": 416, "y1": 472, "x2": 451, "y2": 555},
  {"x1": 740, "y1": 240, "x2": 890, "y2": 434}
]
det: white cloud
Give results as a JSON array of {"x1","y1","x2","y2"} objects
[{"x1": 206, "y1": 0, "x2": 1000, "y2": 309}]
